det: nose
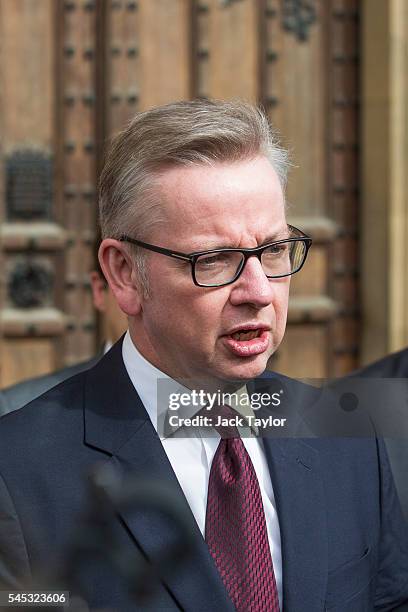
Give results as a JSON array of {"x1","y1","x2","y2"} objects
[{"x1": 228, "y1": 255, "x2": 275, "y2": 309}]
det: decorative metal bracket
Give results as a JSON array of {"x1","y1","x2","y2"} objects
[
  {"x1": 8, "y1": 261, "x2": 54, "y2": 308},
  {"x1": 282, "y1": 0, "x2": 317, "y2": 42},
  {"x1": 5, "y1": 150, "x2": 53, "y2": 220}
]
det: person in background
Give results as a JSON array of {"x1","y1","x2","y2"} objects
[
  {"x1": 354, "y1": 347, "x2": 408, "y2": 520},
  {"x1": 358, "y1": 347, "x2": 408, "y2": 378},
  {"x1": 0, "y1": 262, "x2": 127, "y2": 416}
]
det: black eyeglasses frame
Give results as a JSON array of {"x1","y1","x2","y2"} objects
[{"x1": 119, "y1": 224, "x2": 312, "y2": 288}]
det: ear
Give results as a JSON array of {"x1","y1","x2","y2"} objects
[{"x1": 98, "y1": 239, "x2": 143, "y2": 316}]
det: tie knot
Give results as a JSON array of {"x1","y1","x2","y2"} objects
[{"x1": 209, "y1": 404, "x2": 240, "y2": 439}]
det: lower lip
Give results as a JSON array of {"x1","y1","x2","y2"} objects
[{"x1": 223, "y1": 330, "x2": 270, "y2": 357}]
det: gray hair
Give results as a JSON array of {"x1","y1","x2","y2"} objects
[{"x1": 99, "y1": 99, "x2": 290, "y2": 290}]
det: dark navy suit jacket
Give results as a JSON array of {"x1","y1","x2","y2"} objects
[
  {"x1": 0, "y1": 338, "x2": 407, "y2": 611},
  {"x1": 353, "y1": 348, "x2": 408, "y2": 522},
  {"x1": 357, "y1": 349, "x2": 408, "y2": 379}
]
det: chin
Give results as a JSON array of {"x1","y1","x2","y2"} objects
[{"x1": 216, "y1": 354, "x2": 270, "y2": 383}]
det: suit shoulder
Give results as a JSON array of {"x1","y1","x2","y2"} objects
[
  {"x1": 0, "y1": 372, "x2": 90, "y2": 495},
  {"x1": 356, "y1": 348, "x2": 408, "y2": 378}
]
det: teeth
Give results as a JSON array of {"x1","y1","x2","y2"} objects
[{"x1": 232, "y1": 330, "x2": 261, "y2": 341}]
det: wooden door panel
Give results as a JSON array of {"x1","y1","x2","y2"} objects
[
  {"x1": 0, "y1": 339, "x2": 55, "y2": 387},
  {"x1": 271, "y1": 324, "x2": 329, "y2": 379},
  {"x1": 207, "y1": 0, "x2": 259, "y2": 101},
  {"x1": 0, "y1": 0, "x2": 64, "y2": 386},
  {"x1": 138, "y1": 0, "x2": 192, "y2": 110},
  {"x1": 58, "y1": 0, "x2": 98, "y2": 365},
  {"x1": 266, "y1": 1, "x2": 328, "y2": 215},
  {"x1": 0, "y1": 0, "x2": 54, "y2": 146}
]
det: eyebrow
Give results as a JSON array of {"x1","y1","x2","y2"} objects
[
  {"x1": 260, "y1": 229, "x2": 291, "y2": 244},
  {"x1": 191, "y1": 228, "x2": 291, "y2": 252}
]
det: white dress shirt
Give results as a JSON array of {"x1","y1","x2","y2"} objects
[{"x1": 122, "y1": 330, "x2": 283, "y2": 607}]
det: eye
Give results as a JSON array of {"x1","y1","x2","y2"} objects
[
  {"x1": 196, "y1": 253, "x2": 231, "y2": 268},
  {"x1": 263, "y1": 243, "x2": 289, "y2": 257}
]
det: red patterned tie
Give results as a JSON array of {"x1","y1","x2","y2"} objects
[{"x1": 205, "y1": 406, "x2": 280, "y2": 612}]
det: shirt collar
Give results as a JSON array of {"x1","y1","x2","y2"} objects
[{"x1": 122, "y1": 330, "x2": 258, "y2": 438}]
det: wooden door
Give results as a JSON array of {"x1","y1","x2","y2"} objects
[{"x1": 0, "y1": 0, "x2": 98, "y2": 386}]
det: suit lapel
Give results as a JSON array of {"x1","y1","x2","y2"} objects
[
  {"x1": 111, "y1": 422, "x2": 235, "y2": 612},
  {"x1": 249, "y1": 374, "x2": 328, "y2": 611},
  {"x1": 83, "y1": 339, "x2": 234, "y2": 612}
]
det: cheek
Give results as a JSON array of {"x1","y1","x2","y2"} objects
[
  {"x1": 175, "y1": 294, "x2": 230, "y2": 349},
  {"x1": 184, "y1": 297, "x2": 225, "y2": 334},
  {"x1": 277, "y1": 286, "x2": 290, "y2": 311},
  {"x1": 273, "y1": 284, "x2": 290, "y2": 323},
  {"x1": 176, "y1": 283, "x2": 228, "y2": 313},
  {"x1": 148, "y1": 287, "x2": 216, "y2": 330}
]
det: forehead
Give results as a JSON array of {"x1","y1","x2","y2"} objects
[{"x1": 155, "y1": 156, "x2": 286, "y2": 248}]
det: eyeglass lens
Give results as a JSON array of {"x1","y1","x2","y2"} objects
[{"x1": 194, "y1": 240, "x2": 307, "y2": 286}]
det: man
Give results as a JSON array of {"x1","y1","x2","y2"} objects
[
  {"x1": 0, "y1": 264, "x2": 127, "y2": 416},
  {"x1": 0, "y1": 100, "x2": 407, "y2": 611},
  {"x1": 353, "y1": 348, "x2": 408, "y2": 521}
]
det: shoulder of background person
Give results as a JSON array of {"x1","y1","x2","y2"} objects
[
  {"x1": 353, "y1": 348, "x2": 408, "y2": 379},
  {"x1": 0, "y1": 354, "x2": 102, "y2": 417}
]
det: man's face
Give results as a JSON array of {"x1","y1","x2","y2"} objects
[{"x1": 131, "y1": 156, "x2": 290, "y2": 384}]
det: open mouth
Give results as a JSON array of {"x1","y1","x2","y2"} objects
[
  {"x1": 230, "y1": 329, "x2": 262, "y2": 341},
  {"x1": 223, "y1": 327, "x2": 270, "y2": 357}
]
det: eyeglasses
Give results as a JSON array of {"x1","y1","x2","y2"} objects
[{"x1": 119, "y1": 224, "x2": 312, "y2": 288}]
